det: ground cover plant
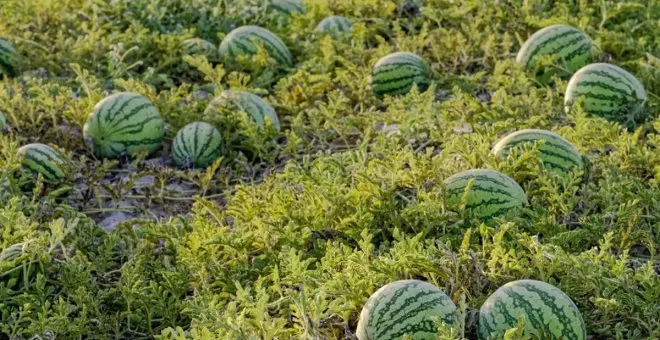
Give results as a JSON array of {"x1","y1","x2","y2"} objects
[{"x1": 0, "y1": 0, "x2": 659, "y2": 339}]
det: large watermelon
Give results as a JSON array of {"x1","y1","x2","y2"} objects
[
  {"x1": 370, "y1": 52, "x2": 431, "y2": 97},
  {"x1": 0, "y1": 111, "x2": 6, "y2": 131},
  {"x1": 516, "y1": 24, "x2": 592, "y2": 82},
  {"x1": 218, "y1": 26, "x2": 293, "y2": 67},
  {"x1": 357, "y1": 280, "x2": 457, "y2": 340},
  {"x1": 315, "y1": 16, "x2": 353, "y2": 38},
  {"x1": 0, "y1": 38, "x2": 19, "y2": 77},
  {"x1": 492, "y1": 129, "x2": 584, "y2": 178},
  {"x1": 171, "y1": 122, "x2": 225, "y2": 169},
  {"x1": 182, "y1": 38, "x2": 218, "y2": 59},
  {"x1": 17, "y1": 143, "x2": 69, "y2": 182},
  {"x1": 83, "y1": 92, "x2": 166, "y2": 159},
  {"x1": 444, "y1": 169, "x2": 528, "y2": 221},
  {"x1": 205, "y1": 90, "x2": 281, "y2": 131},
  {"x1": 478, "y1": 280, "x2": 586, "y2": 340},
  {"x1": 564, "y1": 63, "x2": 647, "y2": 128},
  {"x1": 270, "y1": 0, "x2": 304, "y2": 15}
]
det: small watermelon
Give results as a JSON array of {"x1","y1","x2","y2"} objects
[
  {"x1": 218, "y1": 25, "x2": 293, "y2": 67},
  {"x1": 182, "y1": 38, "x2": 218, "y2": 59},
  {"x1": 478, "y1": 280, "x2": 586, "y2": 340},
  {"x1": 357, "y1": 280, "x2": 457, "y2": 340},
  {"x1": 444, "y1": 169, "x2": 528, "y2": 221},
  {"x1": 315, "y1": 16, "x2": 353, "y2": 38},
  {"x1": 83, "y1": 92, "x2": 166, "y2": 159},
  {"x1": 171, "y1": 122, "x2": 224, "y2": 169},
  {"x1": 17, "y1": 143, "x2": 69, "y2": 182},
  {"x1": 270, "y1": 0, "x2": 304, "y2": 15},
  {"x1": 205, "y1": 90, "x2": 281, "y2": 131},
  {"x1": 564, "y1": 63, "x2": 647, "y2": 128},
  {"x1": 370, "y1": 52, "x2": 430, "y2": 97},
  {"x1": 0, "y1": 38, "x2": 19, "y2": 77},
  {"x1": 0, "y1": 111, "x2": 6, "y2": 131},
  {"x1": 516, "y1": 25, "x2": 592, "y2": 82},
  {"x1": 492, "y1": 129, "x2": 584, "y2": 178}
]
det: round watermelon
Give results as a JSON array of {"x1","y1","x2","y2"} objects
[
  {"x1": 171, "y1": 122, "x2": 225, "y2": 169},
  {"x1": 218, "y1": 25, "x2": 293, "y2": 67},
  {"x1": 315, "y1": 16, "x2": 353, "y2": 38},
  {"x1": 516, "y1": 25, "x2": 592, "y2": 82},
  {"x1": 270, "y1": 0, "x2": 304, "y2": 15},
  {"x1": 17, "y1": 143, "x2": 69, "y2": 182},
  {"x1": 357, "y1": 280, "x2": 457, "y2": 340},
  {"x1": 479, "y1": 280, "x2": 586, "y2": 340},
  {"x1": 83, "y1": 92, "x2": 166, "y2": 159},
  {"x1": 564, "y1": 63, "x2": 647, "y2": 128},
  {"x1": 492, "y1": 129, "x2": 584, "y2": 178},
  {"x1": 0, "y1": 38, "x2": 20, "y2": 77},
  {"x1": 370, "y1": 52, "x2": 431, "y2": 97},
  {"x1": 205, "y1": 90, "x2": 281, "y2": 131},
  {"x1": 182, "y1": 38, "x2": 218, "y2": 59},
  {"x1": 444, "y1": 169, "x2": 528, "y2": 221}
]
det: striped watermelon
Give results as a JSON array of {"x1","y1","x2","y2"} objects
[
  {"x1": 205, "y1": 90, "x2": 281, "y2": 131},
  {"x1": 0, "y1": 111, "x2": 6, "y2": 131},
  {"x1": 478, "y1": 280, "x2": 586, "y2": 340},
  {"x1": 83, "y1": 92, "x2": 166, "y2": 159},
  {"x1": 516, "y1": 25, "x2": 592, "y2": 82},
  {"x1": 492, "y1": 129, "x2": 584, "y2": 178},
  {"x1": 0, "y1": 38, "x2": 19, "y2": 77},
  {"x1": 564, "y1": 63, "x2": 647, "y2": 128},
  {"x1": 270, "y1": 0, "x2": 304, "y2": 15},
  {"x1": 0, "y1": 242, "x2": 35, "y2": 291},
  {"x1": 17, "y1": 143, "x2": 68, "y2": 182},
  {"x1": 357, "y1": 280, "x2": 457, "y2": 340},
  {"x1": 315, "y1": 16, "x2": 353, "y2": 38},
  {"x1": 370, "y1": 52, "x2": 431, "y2": 97},
  {"x1": 218, "y1": 26, "x2": 293, "y2": 67},
  {"x1": 444, "y1": 169, "x2": 528, "y2": 221},
  {"x1": 182, "y1": 38, "x2": 218, "y2": 59},
  {"x1": 172, "y1": 122, "x2": 224, "y2": 169}
]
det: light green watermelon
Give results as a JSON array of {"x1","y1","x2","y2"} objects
[
  {"x1": 492, "y1": 129, "x2": 584, "y2": 178},
  {"x1": 182, "y1": 38, "x2": 218, "y2": 59},
  {"x1": 270, "y1": 0, "x2": 304, "y2": 15},
  {"x1": 218, "y1": 25, "x2": 293, "y2": 67},
  {"x1": 564, "y1": 63, "x2": 647, "y2": 128},
  {"x1": 444, "y1": 169, "x2": 528, "y2": 221},
  {"x1": 17, "y1": 143, "x2": 69, "y2": 182},
  {"x1": 315, "y1": 16, "x2": 353, "y2": 38},
  {"x1": 516, "y1": 24, "x2": 593, "y2": 82},
  {"x1": 478, "y1": 280, "x2": 586, "y2": 340},
  {"x1": 370, "y1": 52, "x2": 431, "y2": 97},
  {"x1": 205, "y1": 90, "x2": 281, "y2": 131},
  {"x1": 357, "y1": 280, "x2": 457, "y2": 340},
  {"x1": 0, "y1": 38, "x2": 19, "y2": 77},
  {"x1": 171, "y1": 122, "x2": 224, "y2": 169},
  {"x1": 83, "y1": 92, "x2": 166, "y2": 159}
]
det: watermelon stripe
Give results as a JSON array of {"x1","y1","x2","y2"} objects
[
  {"x1": 23, "y1": 154, "x2": 60, "y2": 180},
  {"x1": 563, "y1": 43, "x2": 591, "y2": 61},
  {"x1": 246, "y1": 33, "x2": 290, "y2": 64},
  {"x1": 376, "y1": 295, "x2": 450, "y2": 338},
  {"x1": 502, "y1": 138, "x2": 582, "y2": 165},
  {"x1": 447, "y1": 185, "x2": 516, "y2": 200},
  {"x1": 580, "y1": 70, "x2": 636, "y2": 93},
  {"x1": 525, "y1": 29, "x2": 582, "y2": 61},
  {"x1": 573, "y1": 80, "x2": 634, "y2": 97},
  {"x1": 104, "y1": 96, "x2": 142, "y2": 127},
  {"x1": 106, "y1": 102, "x2": 154, "y2": 131}
]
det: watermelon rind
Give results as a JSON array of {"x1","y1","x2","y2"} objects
[
  {"x1": 357, "y1": 279, "x2": 457, "y2": 340},
  {"x1": 171, "y1": 122, "x2": 225, "y2": 169},
  {"x1": 370, "y1": 52, "x2": 430, "y2": 97},
  {"x1": 0, "y1": 38, "x2": 19, "y2": 77},
  {"x1": 205, "y1": 90, "x2": 281, "y2": 131},
  {"x1": 218, "y1": 25, "x2": 293, "y2": 67},
  {"x1": 478, "y1": 279, "x2": 586, "y2": 340},
  {"x1": 0, "y1": 111, "x2": 6, "y2": 131},
  {"x1": 83, "y1": 92, "x2": 166, "y2": 159},
  {"x1": 492, "y1": 129, "x2": 584, "y2": 178},
  {"x1": 315, "y1": 16, "x2": 353, "y2": 38},
  {"x1": 564, "y1": 63, "x2": 647, "y2": 128},
  {"x1": 270, "y1": 0, "x2": 305, "y2": 15},
  {"x1": 182, "y1": 38, "x2": 218, "y2": 59},
  {"x1": 443, "y1": 169, "x2": 528, "y2": 221},
  {"x1": 17, "y1": 143, "x2": 69, "y2": 183}
]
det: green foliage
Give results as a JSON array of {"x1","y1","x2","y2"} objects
[{"x1": 0, "y1": 0, "x2": 658, "y2": 339}]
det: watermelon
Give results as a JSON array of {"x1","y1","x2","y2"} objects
[
  {"x1": 17, "y1": 143, "x2": 68, "y2": 182},
  {"x1": 0, "y1": 38, "x2": 19, "y2": 77},
  {"x1": 564, "y1": 63, "x2": 647, "y2": 128},
  {"x1": 370, "y1": 52, "x2": 431, "y2": 97},
  {"x1": 83, "y1": 92, "x2": 166, "y2": 159},
  {"x1": 0, "y1": 111, "x2": 6, "y2": 131},
  {"x1": 492, "y1": 129, "x2": 584, "y2": 178},
  {"x1": 444, "y1": 169, "x2": 528, "y2": 221},
  {"x1": 478, "y1": 280, "x2": 586, "y2": 340},
  {"x1": 357, "y1": 280, "x2": 457, "y2": 340},
  {"x1": 205, "y1": 90, "x2": 281, "y2": 131},
  {"x1": 218, "y1": 25, "x2": 293, "y2": 67},
  {"x1": 315, "y1": 16, "x2": 353, "y2": 38},
  {"x1": 171, "y1": 122, "x2": 225, "y2": 169},
  {"x1": 270, "y1": 0, "x2": 304, "y2": 15},
  {"x1": 182, "y1": 38, "x2": 218, "y2": 59},
  {"x1": 516, "y1": 24, "x2": 592, "y2": 82}
]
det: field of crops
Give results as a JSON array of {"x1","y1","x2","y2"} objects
[{"x1": 0, "y1": 0, "x2": 658, "y2": 339}]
